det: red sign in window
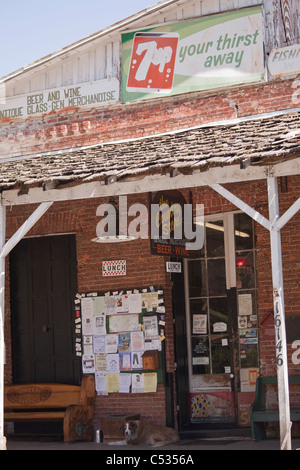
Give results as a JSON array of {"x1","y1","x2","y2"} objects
[{"x1": 126, "y1": 32, "x2": 179, "y2": 93}]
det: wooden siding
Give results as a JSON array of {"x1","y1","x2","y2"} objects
[{"x1": 3, "y1": 0, "x2": 300, "y2": 98}]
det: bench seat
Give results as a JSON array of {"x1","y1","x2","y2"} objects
[
  {"x1": 5, "y1": 411, "x2": 66, "y2": 422},
  {"x1": 250, "y1": 376, "x2": 300, "y2": 441},
  {"x1": 251, "y1": 410, "x2": 300, "y2": 422},
  {"x1": 4, "y1": 375, "x2": 95, "y2": 442}
]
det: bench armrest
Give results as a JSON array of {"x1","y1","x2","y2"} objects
[
  {"x1": 80, "y1": 375, "x2": 95, "y2": 408},
  {"x1": 251, "y1": 377, "x2": 263, "y2": 412},
  {"x1": 63, "y1": 404, "x2": 94, "y2": 443}
]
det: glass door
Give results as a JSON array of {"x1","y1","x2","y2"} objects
[{"x1": 184, "y1": 212, "x2": 258, "y2": 426}]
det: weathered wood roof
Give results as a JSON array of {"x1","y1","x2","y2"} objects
[{"x1": 0, "y1": 111, "x2": 299, "y2": 192}]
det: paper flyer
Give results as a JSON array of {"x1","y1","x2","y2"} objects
[{"x1": 78, "y1": 289, "x2": 165, "y2": 395}]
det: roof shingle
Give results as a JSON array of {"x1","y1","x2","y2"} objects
[{"x1": 0, "y1": 111, "x2": 299, "y2": 191}]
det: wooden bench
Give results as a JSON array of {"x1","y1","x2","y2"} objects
[
  {"x1": 250, "y1": 376, "x2": 300, "y2": 441},
  {"x1": 4, "y1": 375, "x2": 95, "y2": 443}
]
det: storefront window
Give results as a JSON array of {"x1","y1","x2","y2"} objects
[
  {"x1": 188, "y1": 260, "x2": 207, "y2": 297},
  {"x1": 235, "y1": 213, "x2": 259, "y2": 370},
  {"x1": 188, "y1": 219, "x2": 228, "y2": 375},
  {"x1": 236, "y1": 251, "x2": 255, "y2": 289},
  {"x1": 209, "y1": 297, "x2": 228, "y2": 333},
  {"x1": 234, "y1": 212, "x2": 254, "y2": 251},
  {"x1": 187, "y1": 212, "x2": 259, "y2": 377},
  {"x1": 211, "y1": 336, "x2": 231, "y2": 374},
  {"x1": 207, "y1": 259, "x2": 226, "y2": 296},
  {"x1": 206, "y1": 221, "x2": 225, "y2": 257}
]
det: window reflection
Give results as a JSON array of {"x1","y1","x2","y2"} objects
[
  {"x1": 234, "y1": 213, "x2": 253, "y2": 250},
  {"x1": 206, "y1": 221, "x2": 225, "y2": 257},
  {"x1": 188, "y1": 260, "x2": 207, "y2": 297},
  {"x1": 208, "y1": 259, "x2": 226, "y2": 296},
  {"x1": 236, "y1": 251, "x2": 255, "y2": 289},
  {"x1": 211, "y1": 336, "x2": 231, "y2": 374},
  {"x1": 188, "y1": 213, "x2": 257, "y2": 377},
  {"x1": 209, "y1": 298, "x2": 228, "y2": 334}
]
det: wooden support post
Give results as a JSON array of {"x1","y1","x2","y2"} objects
[
  {"x1": 0, "y1": 202, "x2": 6, "y2": 451},
  {"x1": 0, "y1": 201, "x2": 53, "y2": 451},
  {"x1": 210, "y1": 180, "x2": 300, "y2": 450},
  {"x1": 268, "y1": 176, "x2": 291, "y2": 450}
]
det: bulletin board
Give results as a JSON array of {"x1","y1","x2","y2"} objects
[{"x1": 74, "y1": 287, "x2": 166, "y2": 395}]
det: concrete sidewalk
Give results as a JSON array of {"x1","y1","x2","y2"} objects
[{"x1": 5, "y1": 436, "x2": 300, "y2": 450}]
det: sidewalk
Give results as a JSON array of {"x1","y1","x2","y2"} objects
[{"x1": 5, "y1": 436, "x2": 300, "y2": 451}]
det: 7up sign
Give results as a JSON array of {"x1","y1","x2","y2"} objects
[
  {"x1": 126, "y1": 32, "x2": 179, "y2": 93},
  {"x1": 122, "y1": 7, "x2": 264, "y2": 103}
]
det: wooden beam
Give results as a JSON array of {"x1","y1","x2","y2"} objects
[
  {"x1": 0, "y1": 203, "x2": 6, "y2": 451},
  {"x1": 0, "y1": 200, "x2": 53, "y2": 451},
  {"x1": 210, "y1": 183, "x2": 271, "y2": 231},
  {"x1": 0, "y1": 202, "x2": 53, "y2": 258},
  {"x1": 276, "y1": 197, "x2": 300, "y2": 231},
  {"x1": 268, "y1": 176, "x2": 291, "y2": 450},
  {"x1": 2, "y1": 158, "x2": 300, "y2": 207},
  {"x1": 208, "y1": 178, "x2": 293, "y2": 450}
]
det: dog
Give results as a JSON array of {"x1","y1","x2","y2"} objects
[{"x1": 108, "y1": 420, "x2": 180, "y2": 447}]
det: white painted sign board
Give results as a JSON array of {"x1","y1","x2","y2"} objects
[
  {"x1": 0, "y1": 78, "x2": 119, "y2": 121},
  {"x1": 268, "y1": 44, "x2": 300, "y2": 77},
  {"x1": 166, "y1": 261, "x2": 182, "y2": 273}
]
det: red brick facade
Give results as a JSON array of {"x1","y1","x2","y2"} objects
[
  {"x1": 2, "y1": 66, "x2": 300, "y2": 431},
  {"x1": 4, "y1": 195, "x2": 175, "y2": 426},
  {"x1": 3, "y1": 173, "x2": 300, "y2": 427},
  {"x1": 1, "y1": 78, "x2": 299, "y2": 159}
]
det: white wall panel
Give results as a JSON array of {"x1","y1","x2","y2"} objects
[{"x1": 95, "y1": 46, "x2": 106, "y2": 81}]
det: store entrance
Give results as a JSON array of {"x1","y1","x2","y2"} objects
[
  {"x1": 175, "y1": 212, "x2": 259, "y2": 429},
  {"x1": 10, "y1": 234, "x2": 80, "y2": 385}
]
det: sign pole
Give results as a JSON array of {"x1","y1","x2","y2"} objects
[{"x1": 268, "y1": 176, "x2": 291, "y2": 450}]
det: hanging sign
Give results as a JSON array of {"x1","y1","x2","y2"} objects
[
  {"x1": 122, "y1": 6, "x2": 264, "y2": 103},
  {"x1": 150, "y1": 189, "x2": 203, "y2": 258},
  {"x1": 268, "y1": 44, "x2": 300, "y2": 77},
  {"x1": 150, "y1": 190, "x2": 188, "y2": 258},
  {"x1": 166, "y1": 261, "x2": 182, "y2": 273}
]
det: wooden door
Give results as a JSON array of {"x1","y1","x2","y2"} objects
[{"x1": 10, "y1": 235, "x2": 80, "y2": 385}]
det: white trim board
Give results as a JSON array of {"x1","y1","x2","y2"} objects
[{"x1": 2, "y1": 158, "x2": 300, "y2": 206}]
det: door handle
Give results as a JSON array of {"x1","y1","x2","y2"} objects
[{"x1": 42, "y1": 324, "x2": 51, "y2": 333}]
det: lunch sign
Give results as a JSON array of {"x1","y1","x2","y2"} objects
[{"x1": 121, "y1": 6, "x2": 264, "y2": 103}]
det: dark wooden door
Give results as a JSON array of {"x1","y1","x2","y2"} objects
[
  {"x1": 172, "y1": 260, "x2": 191, "y2": 431},
  {"x1": 10, "y1": 235, "x2": 80, "y2": 385}
]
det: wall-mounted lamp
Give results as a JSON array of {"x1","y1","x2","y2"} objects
[{"x1": 91, "y1": 199, "x2": 136, "y2": 243}]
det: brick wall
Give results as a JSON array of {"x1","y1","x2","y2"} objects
[
  {"x1": 4, "y1": 175, "x2": 300, "y2": 427},
  {"x1": 1, "y1": 78, "x2": 299, "y2": 159},
  {"x1": 4, "y1": 194, "x2": 174, "y2": 426},
  {"x1": 3, "y1": 77, "x2": 300, "y2": 429}
]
